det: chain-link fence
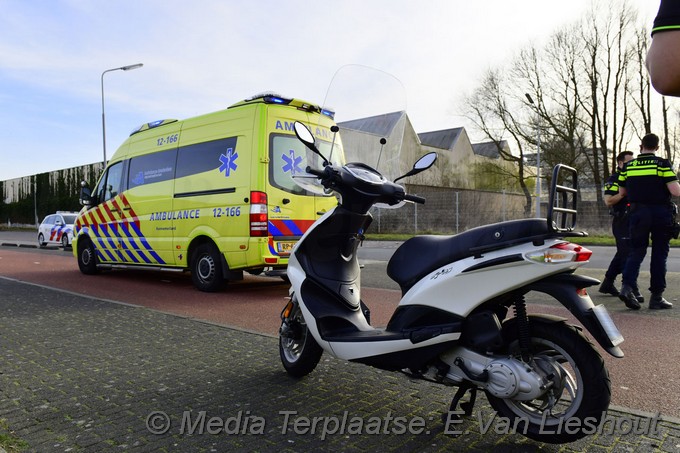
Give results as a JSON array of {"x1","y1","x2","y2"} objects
[{"x1": 368, "y1": 184, "x2": 613, "y2": 236}]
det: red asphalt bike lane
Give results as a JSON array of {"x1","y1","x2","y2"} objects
[{"x1": 0, "y1": 247, "x2": 678, "y2": 419}]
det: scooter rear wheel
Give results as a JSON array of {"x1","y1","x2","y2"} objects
[
  {"x1": 279, "y1": 299, "x2": 322, "y2": 378},
  {"x1": 486, "y1": 317, "x2": 611, "y2": 444}
]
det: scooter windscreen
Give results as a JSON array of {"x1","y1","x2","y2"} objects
[{"x1": 296, "y1": 64, "x2": 408, "y2": 202}]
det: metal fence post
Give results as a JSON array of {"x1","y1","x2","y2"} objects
[{"x1": 455, "y1": 191, "x2": 459, "y2": 234}]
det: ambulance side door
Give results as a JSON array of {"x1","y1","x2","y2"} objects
[
  {"x1": 125, "y1": 148, "x2": 178, "y2": 266},
  {"x1": 83, "y1": 160, "x2": 127, "y2": 263}
]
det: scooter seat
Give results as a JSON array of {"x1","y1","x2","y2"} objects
[{"x1": 386, "y1": 218, "x2": 550, "y2": 293}]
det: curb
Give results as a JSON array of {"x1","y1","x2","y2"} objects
[{"x1": 1, "y1": 241, "x2": 60, "y2": 250}]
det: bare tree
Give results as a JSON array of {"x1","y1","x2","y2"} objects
[
  {"x1": 662, "y1": 97, "x2": 672, "y2": 161},
  {"x1": 464, "y1": 69, "x2": 534, "y2": 215},
  {"x1": 515, "y1": 28, "x2": 592, "y2": 183},
  {"x1": 629, "y1": 26, "x2": 652, "y2": 136},
  {"x1": 579, "y1": 1, "x2": 637, "y2": 199},
  {"x1": 462, "y1": 0, "x2": 680, "y2": 216}
]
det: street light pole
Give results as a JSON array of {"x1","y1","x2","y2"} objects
[
  {"x1": 525, "y1": 93, "x2": 541, "y2": 218},
  {"x1": 101, "y1": 63, "x2": 143, "y2": 166}
]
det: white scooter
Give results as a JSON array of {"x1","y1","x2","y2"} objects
[{"x1": 279, "y1": 121, "x2": 624, "y2": 444}]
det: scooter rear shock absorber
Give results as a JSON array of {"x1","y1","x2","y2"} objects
[{"x1": 513, "y1": 297, "x2": 531, "y2": 362}]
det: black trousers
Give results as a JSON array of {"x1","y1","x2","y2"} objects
[
  {"x1": 622, "y1": 204, "x2": 673, "y2": 294},
  {"x1": 604, "y1": 215, "x2": 630, "y2": 281}
]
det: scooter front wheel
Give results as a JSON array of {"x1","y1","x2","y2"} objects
[
  {"x1": 279, "y1": 298, "x2": 322, "y2": 378},
  {"x1": 486, "y1": 318, "x2": 611, "y2": 444}
]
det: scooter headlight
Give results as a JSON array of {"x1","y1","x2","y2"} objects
[{"x1": 525, "y1": 242, "x2": 592, "y2": 264}]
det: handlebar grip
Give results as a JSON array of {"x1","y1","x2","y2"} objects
[
  {"x1": 305, "y1": 166, "x2": 325, "y2": 177},
  {"x1": 403, "y1": 193, "x2": 426, "y2": 204}
]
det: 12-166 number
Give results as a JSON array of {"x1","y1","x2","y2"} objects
[
  {"x1": 213, "y1": 207, "x2": 241, "y2": 218},
  {"x1": 157, "y1": 134, "x2": 179, "y2": 146}
]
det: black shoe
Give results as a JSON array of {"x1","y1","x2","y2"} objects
[
  {"x1": 619, "y1": 285, "x2": 641, "y2": 310},
  {"x1": 632, "y1": 288, "x2": 645, "y2": 304},
  {"x1": 649, "y1": 294, "x2": 673, "y2": 310},
  {"x1": 598, "y1": 278, "x2": 620, "y2": 296}
]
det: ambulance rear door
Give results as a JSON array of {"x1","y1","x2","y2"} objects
[{"x1": 265, "y1": 115, "x2": 338, "y2": 258}]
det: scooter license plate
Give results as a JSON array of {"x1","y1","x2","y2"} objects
[
  {"x1": 276, "y1": 241, "x2": 296, "y2": 254},
  {"x1": 592, "y1": 304, "x2": 624, "y2": 346}
]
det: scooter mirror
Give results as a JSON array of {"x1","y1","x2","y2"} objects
[
  {"x1": 413, "y1": 152, "x2": 437, "y2": 171},
  {"x1": 394, "y1": 152, "x2": 438, "y2": 183},
  {"x1": 293, "y1": 121, "x2": 331, "y2": 165},
  {"x1": 293, "y1": 121, "x2": 316, "y2": 150}
]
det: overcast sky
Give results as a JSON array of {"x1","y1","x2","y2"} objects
[{"x1": 0, "y1": 0, "x2": 661, "y2": 181}]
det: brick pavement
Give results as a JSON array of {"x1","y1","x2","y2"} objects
[{"x1": 1, "y1": 277, "x2": 679, "y2": 452}]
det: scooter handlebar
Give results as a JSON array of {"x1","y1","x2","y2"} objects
[
  {"x1": 306, "y1": 164, "x2": 427, "y2": 205},
  {"x1": 305, "y1": 166, "x2": 326, "y2": 178},
  {"x1": 403, "y1": 193, "x2": 426, "y2": 204}
]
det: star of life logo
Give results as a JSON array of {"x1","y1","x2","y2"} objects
[
  {"x1": 219, "y1": 148, "x2": 238, "y2": 177},
  {"x1": 282, "y1": 149, "x2": 303, "y2": 175}
]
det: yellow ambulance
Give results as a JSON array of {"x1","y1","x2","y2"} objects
[{"x1": 74, "y1": 93, "x2": 343, "y2": 291}]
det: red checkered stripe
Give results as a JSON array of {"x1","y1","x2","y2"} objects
[{"x1": 73, "y1": 194, "x2": 164, "y2": 264}]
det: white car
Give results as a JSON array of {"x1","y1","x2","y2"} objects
[{"x1": 38, "y1": 212, "x2": 78, "y2": 248}]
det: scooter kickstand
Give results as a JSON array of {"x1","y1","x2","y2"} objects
[{"x1": 447, "y1": 382, "x2": 478, "y2": 420}]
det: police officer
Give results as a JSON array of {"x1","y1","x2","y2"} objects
[
  {"x1": 599, "y1": 151, "x2": 637, "y2": 298},
  {"x1": 618, "y1": 133, "x2": 680, "y2": 310}
]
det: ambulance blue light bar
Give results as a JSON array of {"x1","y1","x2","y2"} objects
[
  {"x1": 321, "y1": 108, "x2": 335, "y2": 119},
  {"x1": 265, "y1": 95, "x2": 290, "y2": 104},
  {"x1": 246, "y1": 92, "x2": 292, "y2": 105},
  {"x1": 130, "y1": 119, "x2": 178, "y2": 136}
]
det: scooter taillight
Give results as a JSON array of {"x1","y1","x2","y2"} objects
[{"x1": 525, "y1": 242, "x2": 592, "y2": 264}]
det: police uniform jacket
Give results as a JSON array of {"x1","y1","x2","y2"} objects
[
  {"x1": 604, "y1": 170, "x2": 628, "y2": 217},
  {"x1": 617, "y1": 153, "x2": 678, "y2": 205}
]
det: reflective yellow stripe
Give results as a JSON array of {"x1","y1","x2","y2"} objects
[{"x1": 625, "y1": 171, "x2": 657, "y2": 177}]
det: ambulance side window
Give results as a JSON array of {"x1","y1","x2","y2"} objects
[
  {"x1": 96, "y1": 162, "x2": 124, "y2": 203},
  {"x1": 128, "y1": 149, "x2": 177, "y2": 189},
  {"x1": 176, "y1": 137, "x2": 237, "y2": 179}
]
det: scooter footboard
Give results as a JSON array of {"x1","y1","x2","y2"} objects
[{"x1": 523, "y1": 274, "x2": 624, "y2": 358}]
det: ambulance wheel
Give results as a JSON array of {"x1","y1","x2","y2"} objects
[
  {"x1": 191, "y1": 243, "x2": 226, "y2": 292},
  {"x1": 38, "y1": 233, "x2": 46, "y2": 248},
  {"x1": 77, "y1": 238, "x2": 98, "y2": 275}
]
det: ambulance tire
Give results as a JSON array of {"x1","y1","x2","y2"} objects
[
  {"x1": 77, "y1": 238, "x2": 99, "y2": 275},
  {"x1": 191, "y1": 243, "x2": 226, "y2": 292}
]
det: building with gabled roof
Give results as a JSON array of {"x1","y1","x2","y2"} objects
[
  {"x1": 338, "y1": 113, "x2": 519, "y2": 189},
  {"x1": 337, "y1": 111, "x2": 405, "y2": 139},
  {"x1": 472, "y1": 140, "x2": 510, "y2": 159}
]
